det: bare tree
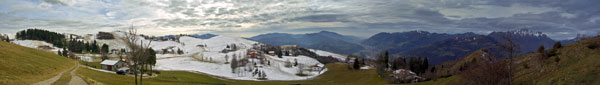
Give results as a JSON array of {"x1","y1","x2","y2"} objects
[
  {"x1": 297, "y1": 64, "x2": 305, "y2": 75},
  {"x1": 124, "y1": 26, "x2": 153, "y2": 85},
  {"x1": 498, "y1": 34, "x2": 519, "y2": 85},
  {"x1": 231, "y1": 54, "x2": 237, "y2": 73}
]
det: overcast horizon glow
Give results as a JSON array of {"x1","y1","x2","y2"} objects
[{"x1": 1, "y1": 0, "x2": 599, "y2": 40}]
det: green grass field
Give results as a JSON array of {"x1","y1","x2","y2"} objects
[
  {"x1": 0, "y1": 41, "x2": 75, "y2": 84},
  {"x1": 77, "y1": 63, "x2": 387, "y2": 85}
]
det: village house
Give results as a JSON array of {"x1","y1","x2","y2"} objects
[
  {"x1": 311, "y1": 64, "x2": 325, "y2": 72},
  {"x1": 280, "y1": 45, "x2": 299, "y2": 50},
  {"x1": 268, "y1": 51, "x2": 275, "y2": 56},
  {"x1": 100, "y1": 60, "x2": 126, "y2": 71},
  {"x1": 249, "y1": 52, "x2": 259, "y2": 58}
]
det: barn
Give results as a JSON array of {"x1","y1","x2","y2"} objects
[{"x1": 100, "y1": 60, "x2": 126, "y2": 71}]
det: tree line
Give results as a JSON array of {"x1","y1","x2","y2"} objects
[
  {"x1": 16, "y1": 29, "x2": 110, "y2": 54},
  {"x1": 16, "y1": 29, "x2": 65, "y2": 45},
  {"x1": 376, "y1": 50, "x2": 430, "y2": 83},
  {"x1": 0, "y1": 34, "x2": 9, "y2": 42}
]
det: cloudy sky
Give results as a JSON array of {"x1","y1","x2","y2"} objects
[{"x1": 1, "y1": 0, "x2": 599, "y2": 40}]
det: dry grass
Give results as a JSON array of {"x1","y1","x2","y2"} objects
[{"x1": 0, "y1": 41, "x2": 75, "y2": 84}]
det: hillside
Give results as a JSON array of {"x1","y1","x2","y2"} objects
[
  {"x1": 422, "y1": 36, "x2": 600, "y2": 84},
  {"x1": 431, "y1": 48, "x2": 497, "y2": 77},
  {"x1": 488, "y1": 29, "x2": 555, "y2": 53},
  {"x1": 511, "y1": 36, "x2": 600, "y2": 84},
  {"x1": 0, "y1": 41, "x2": 75, "y2": 84},
  {"x1": 402, "y1": 35, "x2": 498, "y2": 64}
]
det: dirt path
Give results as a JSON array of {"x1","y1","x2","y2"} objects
[
  {"x1": 32, "y1": 62, "x2": 77, "y2": 85},
  {"x1": 68, "y1": 64, "x2": 87, "y2": 85}
]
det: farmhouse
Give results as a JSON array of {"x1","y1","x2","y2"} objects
[
  {"x1": 281, "y1": 45, "x2": 299, "y2": 50},
  {"x1": 100, "y1": 60, "x2": 126, "y2": 71},
  {"x1": 268, "y1": 51, "x2": 275, "y2": 56}
]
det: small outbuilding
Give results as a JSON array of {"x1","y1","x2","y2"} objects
[{"x1": 100, "y1": 60, "x2": 126, "y2": 71}]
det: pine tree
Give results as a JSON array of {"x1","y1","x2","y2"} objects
[
  {"x1": 277, "y1": 50, "x2": 283, "y2": 58},
  {"x1": 62, "y1": 48, "x2": 68, "y2": 56},
  {"x1": 177, "y1": 48, "x2": 184, "y2": 54},
  {"x1": 294, "y1": 59, "x2": 298, "y2": 66},
  {"x1": 353, "y1": 58, "x2": 360, "y2": 70},
  {"x1": 101, "y1": 44, "x2": 109, "y2": 54},
  {"x1": 537, "y1": 45, "x2": 545, "y2": 53},
  {"x1": 553, "y1": 42, "x2": 562, "y2": 49},
  {"x1": 384, "y1": 51, "x2": 389, "y2": 69},
  {"x1": 92, "y1": 40, "x2": 99, "y2": 53},
  {"x1": 423, "y1": 57, "x2": 429, "y2": 74},
  {"x1": 147, "y1": 48, "x2": 157, "y2": 74}
]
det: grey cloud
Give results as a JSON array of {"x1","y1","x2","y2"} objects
[
  {"x1": 182, "y1": 9, "x2": 199, "y2": 17},
  {"x1": 2, "y1": 0, "x2": 599, "y2": 40},
  {"x1": 43, "y1": 0, "x2": 69, "y2": 6},
  {"x1": 286, "y1": 14, "x2": 350, "y2": 22}
]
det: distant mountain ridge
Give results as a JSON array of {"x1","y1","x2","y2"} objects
[
  {"x1": 190, "y1": 33, "x2": 218, "y2": 39},
  {"x1": 362, "y1": 31, "x2": 480, "y2": 55},
  {"x1": 488, "y1": 29, "x2": 555, "y2": 53},
  {"x1": 249, "y1": 31, "x2": 364, "y2": 54},
  {"x1": 400, "y1": 35, "x2": 499, "y2": 64},
  {"x1": 251, "y1": 29, "x2": 560, "y2": 64}
]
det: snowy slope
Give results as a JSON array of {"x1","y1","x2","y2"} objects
[
  {"x1": 12, "y1": 31, "x2": 331, "y2": 81},
  {"x1": 310, "y1": 49, "x2": 347, "y2": 61},
  {"x1": 12, "y1": 40, "x2": 55, "y2": 49},
  {"x1": 155, "y1": 52, "x2": 325, "y2": 80},
  {"x1": 104, "y1": 32, "x2": 326, "y2": 80}
]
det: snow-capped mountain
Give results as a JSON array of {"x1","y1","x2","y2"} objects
[{"x1": 488, "y1": 29, "x2": 556, "y2": 52}]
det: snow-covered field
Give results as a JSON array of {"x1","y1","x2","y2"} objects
[
  {"x1": 12, "y1": 40, "x2": 55, "y2": 49},
  {"x1": 310, "y1": 49, "x2": 347, "y2": 61},
  {"x1": 12, "y1": 40, "x2": 60, "y2": 52},
  {"x1": 155, "y1": 54, "x2": 325, "y2": 80},
  {"x1": 109, "y1": 32, "x2": 327, "y2": 80}
]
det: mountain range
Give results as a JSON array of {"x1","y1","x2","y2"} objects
[
  {"x1": 250, "y1": 29, "x2": 562, "y2": 64},
  {"x1": 249, "y1": 31, "x2": 364, "y2": 54}
]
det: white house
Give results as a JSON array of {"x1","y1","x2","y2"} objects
[{"x1": 100, "y1": 60, "x2": 126, "y2": 71}]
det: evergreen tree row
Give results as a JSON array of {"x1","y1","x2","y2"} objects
[
  {"x1": 377, "y1": 51, "x2": 430, "y2": 74},
  {"x1": 16, "y1": 29, "x2": 66, "y2": 47},
  {"x1": 16, "y1": 29, "x2": 109, "y2": 54}
]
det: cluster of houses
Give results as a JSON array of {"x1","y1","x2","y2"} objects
[{"x1": 254, "y1": 44, "x2": 325, "y2": 74}]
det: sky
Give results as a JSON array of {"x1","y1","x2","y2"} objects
[{"x1": 0, "y1": 0, "x2": 599, "y2": 40}]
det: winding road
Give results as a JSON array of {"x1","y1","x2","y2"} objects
[{"x1": 32, "y1": 62, "x2": 88, "y2": 85}]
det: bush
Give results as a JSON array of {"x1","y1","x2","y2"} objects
[
  {"x1": 522, "y1": 63, "x2": 529, "y2": 69},
  {"x1": 588, "y1": 43, "x2": 599, "y2": 49}
]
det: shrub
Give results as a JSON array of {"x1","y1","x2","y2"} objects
[{"x1": 587, "y1": 43, "x2": 599, "y2": 49}]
